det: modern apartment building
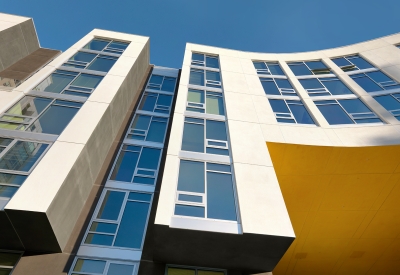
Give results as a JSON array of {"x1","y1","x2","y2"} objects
[{"x1": 1, "y1": 12, "x2": 400, "y2": 275}]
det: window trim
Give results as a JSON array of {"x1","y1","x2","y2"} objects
[
  {"x1": 191, "y1": 52, "x2": 220, "y2": 70},
  {"x1": 69, "y1": 257, "x2": 137, "y2": 275}
]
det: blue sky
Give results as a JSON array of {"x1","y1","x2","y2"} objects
[{"x1": 3, "y1": 0, "x2": 400, "y2": 68}]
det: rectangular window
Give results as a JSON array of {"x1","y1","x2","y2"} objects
[
  {"x1": 0, "y1": 96, "x2": 83, "y2": 135},
  {"x1": 109, "y1": 145, "x2": 162, "y2": 185},
  {"x1": 260, "y1": 77, "x2": 297, "y2": 96},
  {"x1": 288, "y1": 60, "x2": 330, "y2": 76},
  {"x1": 350, "y1": 71, "x2": 400, "y2": 92},
  {"x1": 0, "y1": 251, "x2": 21, "y2": 275},
  {"x1": 186, "y1": 89, "x2": 225, "y2": 115},
  {"x1": 298, "y1": 77, "x2": 354, "y2": 96},
  {"x1": 126, "y1": 114, "x2": 168, "y2": 143},
  {"x1": 181, "y1": 117, "x2": 229, "y2": 156},
  {"x1": 70, "y1": 258, "x2": 136, "y2": 275},
  {"x1": 175, "y1": 160, "x2": 237, "y2": 221},
  {"x1": 315, "y1": 98, "x2": 382, "y2": 125},
  {"x1": 63, "y1": 51, "x2": 118, "y2": 72},
  {"x1": 83, "y1": 189, "x2": 151, "y2": 249},
  {"x1": 147, "y1": 75, "x2": 177, "y2": 92},
  {"x1": 268, "y1": 99, "x2": 315, "y2": 125},
  {"x1": 167, "y1": 266, "x2": 226, "y2": 275},
  {"x1": 332, "y1": 55, "x2": 374, "y2": 71},
  {"x1": 191, "y1": 53, "x2": 219, "y2": 69},
  {"x1": 253, "y1": 61, "x2": 285, "y2": 75},
  {"x1": 138, "y1": 92, "x2": 173, "y2": 114},
  {"x1": 83, "y1": 39, "x2": 130, "y2": 54},
  {"x1": 373, "y1": 93, "x2": 400, "y2": 120},
  {"x1": 33, "y1": 69, "x2": 103, "y2": 98},
  {"x1": 189, "y1": 69, "x2": 221, "y2": 88}
]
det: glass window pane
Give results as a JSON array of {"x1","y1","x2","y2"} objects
[
  {"x1": 87, "y1": 57, "x2": 116, "y2": 72},
  {"x1": 114, "y1": 201, "x2": 149, "y2": 248},
  {"x1": 207, "y1": 163, "x2": 231, "y2": 172},
  {"x1": 83, "y1": 39, "x2": 110, "y2": 51},
  {"x1": 178, "y1": 194, "x2": 202, "y2": 203},
  {"x1": 374, "y1": 95, "x2": 400, "y2": 111},
  {"x1": 0, "y1": 185, "x2": 18, "y2": 198},
  {"x1": 207, "y1": 172, "x2": 236, "y2": 221},
  {"x1": 175, "y1": 204, "x2": 205, "y2": 218},
  {"x1": 73, "y1": 259, "x2": 106, "y2": 273},
  {"x1": 146, "y1": 121, "x2": 167, "y2": 143},
  {"x1": 206, "y1": 71, "x2": 220, "y2": 82},
  {"x1": 261, "y1": 80, "x2": 280, "y2": 95},
  {"x1": 35, "y1": 73, "x2": 75, "y2": 93},
  {"x1": 90, "y1": 222, "x2": 118, "y2": 233},
  {"x1": 206, "y1": 56, "x2": 219, "y2": 68},
  {"x1": 182, "y1": 122, "x2": 204, "y2": 152},
  {"x1": 84, "y1": 233, "x2": 114, "y2": 246},
  {"x1": 0, "y1": 141, "x2": 48, "y2": 172},
  {"x1": 0, "y1": 173, "x2": 27, "y2": 185},
  {"x1": 177, "y1": 160, "x2": 205, "y2": 193},
  {"x1": 289, "y1": 63, "x2": 312, "y2": 76},
  {"x1": 189, "y1": 70, "x2": 204, "y2": 86},
  {"x1": 206, "y1": 95, "x2": 224, "y2": 115},
  {"x1": 306, "y1": 61, "x2": 327, "y2": 70},
  {"x1": 269, "y1": 99, "x2": 290, "y2": 113},
  {"x1": 137, "y1": 148, "x2": 161, "y2": 170},
  {"x1": 149, "y1": 75, "x2": 163, "y2": 85},
  {"x1": 351, "y1": 74, "x2": 382, "y2": 92},
  {"x1": 187, "y1": 89, "x2": 204, "y2": 103},
  {"x1": 69, "y1": 52, "x2": 96, "y2": 63},
  {"x1": 321, "y1": 79, "x2": 353, "y2": 95},
  {"x1": 338, "y1": 99, "x2": 370, "y2": 113},
  {"x1": 192, "y1": 53, "x2": 204, "y2": 62},
  {"x1": 268, "y1": 64, "x2": 285, "y2": 75},
  {"x1": 299, "y1": 78, "x2": 324, "y2": 89},
  {"x1": 366, "y1": 71, "x2": 392, "y2": 83},
  {"x1": 108, "y1": 41, "x2": 129, "y2": 50},
  {"x1": 157, "y1": 94, "x2": 172, "y2": 107},
  {"x1": 275, "y1": 79, "x2": 292, "y2": 89},
  {"x1": 139, "y1": 93, "x2": 157, "y2": 112},
  {"x1": 128, "y1": 192, "x2": 152, "y2": 202},
  {"x1": 97, "y1": 190, "x2": 125, "y2": 220},
  {"x1": 206, "y1": 120, "x2": 227, "y2": 141},
  {"x1": 131, "y1": 115, "x2": 151, "y2": 130},
  {"x1": 350, "y1": 56, "x2": 374, "y2": 69},
  {"x1": 317, "y1": 104, "x2": 353, "y2": 125},
  {"x1": 205, "y1": 148, "x2": 229, "y2": 155},
  {"x1": 7, "y1": 96, "x2": 51, "y2": 117},
  {"x1": 71, "y1": 74, "x2": 103, "y2": 89},
  {"x1": 161, "y1": 77, "x2": 176, "y2": 92},
  {"x1": 168, "y1": 267, "x2": 196, "y2": 275},
  {"x1": 110, "y1": 149, "x2": 139, "y2": 182},
  {"x1": 332, "y1": 57, "x2": 351, "y2": 67},
  {"x1": 253, "y1": 62, "x2": 266, "y2": 70},
  {"x1": 107, "y1": 263, "x2": 135, "y2": 275},
  {"x1": 289, "y1": 104, "x2": 315, "y2": 124},
  {"x1": 0, "y1": 253, "x2": 19, "y2": 267}
]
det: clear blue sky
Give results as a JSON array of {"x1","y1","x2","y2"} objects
[{"x1": 3, "y1": 0, "x2": 400, "y2": 68}]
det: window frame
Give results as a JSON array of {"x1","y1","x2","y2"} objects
[
  {"x1": 350, "y1": 71, "x2": 400, "y2": 92},
  {"x1": 137, "y1": 91, "x2": 173, "y2": 115},
  {"x1": 288, "y1": 60, "x2": 331, "y2": 76},
  {"x1": 125, "y1": 113, "x2": 169, "y2": 143},
  {"x1": 63, "y1": 51, "x2": 118, "y2": 72},
  {"x1": 83, "y1": 38, "x2": 130, "y2": 54},
  {"x1": 69, "y1": 257, "x2": 137, "y2": 275},
  {"x1": 299, "y1": 76, "x2": 354, "y2": 97},
  {"x1": 259, "y1": 77, "x2": 297, "y2": 96},
  {"x1": 146, "y1": 75, "x2": 177, "y2": 92},
  {"x1": 253, "y1": 61, "x2": 285, "y2": 76},
  {"x1": 189, "y1": 68, "x2": 222, "y2": 89},
  {"x1": 185, "y1": 88, "x2": 225, "y2": 116},
  {"x1": 191, "y1": 52, "x2": 220, "y2": 69},
  {"x1": 269, "y1": 99, "x2": 315, "y2": 125},
  {"x1": 331, "y1": 54, "x2": 374, "y2": 71},
  {"x1": 373, "y1": 92, "x2": 400, "y2": 120}
]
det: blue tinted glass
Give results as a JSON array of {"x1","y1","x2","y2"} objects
[
  {"x1": 207, "y1": 172, "x2": 236, "y2": 221},
  {"x1": 261, "y1": 79, "x2": 280, "y2": 95},
  {"x1": 157, "y1": 94, "x2": 172, "y2": 107},
  {"x1": 338, "y1": 99, "x2": 371, "y2": 113},
  {"x1": 349, "y1": 56, "x2": 374, "y2": 69},
  {"x1": 178, "y1": 194, "x2": 202, "y2": 203},
  {"x1": 374, "y1": 95, "x2": 400, "y2": 111},
  {"x1": 132, "y1": 177, "x2": 154, "y2": 185},
  {"x1": 206, "y1": 56, "x2": 219, "y2": 68},
  {"x1": 206, "y1": 71, "x2": 220, "y2": 81},
  {"x1": 207, "y1": 163, "x2": 231, "y2": 172},
  {"x1": 0, "y1": 185, "x2": 18, "y2": 198},
  {"x1": 131, "y1": 115, "x2": 151, "y2": 130},
  {"x1": 267, "y1": 63, "x2": 285, "y2": 75},
  {"x1": 90, "y1": 222, "x2": 117, "y2": 233},
  {"x1": 7, "y1": 96, "x2": 51, "y2": 116},
  {"x1": 321, "y1": 79, "x2": 353, "y2": 95},
  {"x1": 150, "y1": 75, "x2": 163, "y2": 85},
  {"x1": 355, "y1": 118, "x2": 382, "y2": 124},
  {"x1": 73, "y1": 259, "x2": 106, "y2": 273},
  {"x1": 107, "y1": 263, "x2": 135, "y2": 275},
  {"x1": 182, "y1": 123, "x2": 204, "y2": 152},
  {"x1": 38, "y1": 73, "x2": 75, "y2": 93},
  {"x1": 108, "y1": 41, "x2": 129, "y2": 50},
  {"x1": 97, "y1": 191, "x2": 125, "y2": 220},
  {"x1": 289, "y1": 104, "x2": 315, "y2": 124},
  {"x1": 71, "y1": 74, "x2": 103, "y2": 89},
  {"x1": 299, "y1": 78, "x2": 324, "y2": 89},
  {"x1": 84, "y1": 233, "x2": 113, "y2": 246},
  {"x1": 269, "y1": 99, "x2": 290, "y2": 113},
  {"x1": 139, "y1": 93, "x2": 157, "y2": 111},
  {"x1": 306, "y1": 61, "x2": 328, "y2": 70},
  {"x1": 110, "y1": 149, "x2": 139, "y2": 182},
  {"x1": 114, "y1": 201, "x2": 149, "y2": 248},
  {"x1": 366, "y1": 71, "x2": 392, "y2": 83},
  {"x1": 0, "y1": 173, "x2": 26, "y2": 185},
  {"x1": 351, "y1": 74, "x2": 382, "y2": 92},
  {"x1": 317, "y1": 104, "x2": 353, "y2": 125},
  {"x1": 175, "y1": 204, "x2": 205, "y2": 218},
  {"x1": 253, "y1": 62, "x2": 267, "y2": 70},
  {"x1": 177, "y1": 160, "x2": 205, "y2": 193},
  {"x1": 69, "y1": 52, "x2": 96, "y2": 63},
  {"x1": 0, "y1": 141, "x2": 48, "y2": 172},
  {"x1": 192, "y1": 53, "x2": 204, "y2": 62},
  {"x1": 161, "y1": 77, "x2": 176, "y2": 92},
  {"x1": 275, "y1": 79, "x2": 292, "y2": 89},
  {"x1": 206, "y1": 120, "x2": 227, "y2": 141},
  {"x1": 146, "y1": 121, "x2": 167, "y2": 143},
  {"x1": 206, "y1": 148, "x2": 229, "y2": 155},
  {"x1": 289, "y1": 63, "x2": 312, "y2": 76},
  {"x1": 84, "y1": 39, "x2": 110, "y2": 51},
  {"x1": 87, "y1": 57, "x2": 116, "y2": 72},
  {"x1": 189, "y1": 70, "x2": 204, "y2": 86},
  {"x1": 137, "y1": 148, "x2": 161, "y2": 170},
  {"x1": 128, "y1": 192, "x2": 151, "y2": 202},
  {"x1": 332, "y1": 57, "x2": 351, "y2": 67}
]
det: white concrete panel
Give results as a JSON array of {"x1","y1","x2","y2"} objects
[
  {"x1": 259, "y1": 124, "x2": 285, "y2": 143},
  {"x1": 0, "y1": 20, "x2": 16, "y2": 32},
  {"x1": 108, "y1": 55, "x2": 137, "y2": 77},
  {"x1": 380, "y1": 64, "x2": 400, "y2": 83},
  {"x1": 251, "y1": 95, "x2": 278, "y2": 125},
  {"x1": 0, "y1": 90, "x2": 24, "y2": 114},
  {"x1": 171, "y1": 216, "x2": 241, "y2": 234},
  {"x1": 333, "y1": 125, "x2": 400, "y2": 146},
  {"x1": 179, "y1": 65, "x2": 190, "y2": 86},
  {"x1": 174, "y1": 84, "x2": 188, "y2": 115},
  {"x1": 123, "y1": 41, "x2": 149, "y2": 58},
  {"x1": 224, "y1": 91, "x2": 259, "y2": 123},
  {"x1": 244, "y1": 74, "x2": 267, "y2": 96},
  {"x1": 166, "y1": 113, "x2": 184, "y2": 156},
  {"x1": 219, "y1": 55, "x2": 243, "y2": 73},
  {"x1": 279, "y1": 124, "x2": 333, "y2": 146},
  {"x1": 87, "y1": 74, "x2": 125, "y2": 104},
  {"x1": 221, "y1": 71, "x2": 250, "y2": 94},
  {"x1": 240, "y1": 58, "x2": 257, "y2": 75},
  {"x1": 182, "y1": 49, "x2": 192, "y2": 67},
  {"x1": 0, "y1": 13, "x2": 30, "y2": 24},
  {"x1": 189, "y1": 44, "x2": 220, "y2": 55}
]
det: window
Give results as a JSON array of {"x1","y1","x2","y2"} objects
[
  {"x1": 126, "y1": 114, "x2": 168, "y2": 143},
  {"x1": 0, "y1": 173, "x2": 27, "y2": 200},
  {"x1": 373, "y1": 93, "x2": 400, "y2": 120},
  {"x1": 191, "y1": 53, "x2": 219, "y2": 69},
  {"x1": 0, "y1": 251, "x2": 21, "y2": 275},
  {"x1": 350, "y1": 71, "x2": 400, "y2": 92},
  {"x1": 288, "y1": 61, "x2": 330, "y2": 76},
  {"x1": 0, "y1": 96, "x2": 83, "y2": 135},
  {"x1": 109, "y1": 145, "x2": 162, "y2": 185},
  {"x1": 260, "y1": 77, "x2": 297, "y2": 96},
  {"x1": 138, "y1": 92, "x2": 173, "y2": 114},
  {"x1": 70, "y1": 258, "x2": 136, "y2": 275},
  {"x1": 186, "y1": 89, "x2": 225, "y2": 115},
  {"x1": 63, "y1": 51, "x2": 118, "y2": 72},
  {"x1": 167, "y1": 266, "x2": 225, "y2": 275},
  {"x1": 33, "y1": 69, "x2": 103, "y2": 98},
  {"x1": 147, "y1": 75, "x2": 177, "y2": 92},
  {"x1": 298, "y1": 77, "x2": 354, "y2": 96},
  {"x1": 189, "y1": 69, "x2": 221, "y2": 89},
  {"x1": 268, "y1": 99, "x2": 315, "y2": 124},
  {"x1": 83, "y1": 189, "x2": 151, "y2": 249},
  {"x1": 315, "y1": 98, "x2": 382, "y2": 125},
  {"x1": 332, "y1": 55, "x2": 374, "y2": 71},
  {"x1": 175, "y1": 160, "x2": 236, "y2": 221},
  {"x1": 83, "y1": 39, "x2": 130, "y2": 54},
  {"x1": 253, "y1": 61, "x2": 285, "y2": 75},
  {"x1": 181, "y1": 117, "x2": 229, "y2": 156}
]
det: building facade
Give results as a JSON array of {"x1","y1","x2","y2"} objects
[{"x1": 1, "y1": 12, "x2": 400, "y2": 275}]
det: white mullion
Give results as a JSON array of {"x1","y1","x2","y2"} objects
[
  {"x1": 111, "y1": 191, "x2": 129, "y2": 247},
  {"x1": 204, "y1": 162, "x2": 208, "y2": 219},
  {"x1": 84, "y1": 53, "x2": 101, "y2": 69},
  {"x1": 131, "y1": 146, "x2": 143, "y2": 183},
  {"x1": 0, "y1": 139, "x2": 17, "y2": 160}
]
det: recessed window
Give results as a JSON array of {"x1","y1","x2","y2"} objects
[
  {"x1": 191, "y1": 53, "x2": 219, "y2": 69},
  {"x1": 253, "y1": 61, "x2": 285, "y2": 76},
  {"x1": 70, "y1": 258, "x2": 136, "y2": 275},
  {"x1": 138, "y1": 92, "x2": 173, "y2": 114},
  {"x1": 299, "y1": 77, "x2": 354, "y2": 96},
  {"x1": 147, "y1": 75, "x2": 177, "y2": 92},
  {"x1": 373, "y1": 93, "x2": 400, "y2": 120},
  {"x1": 0, "y1": 251, "x2": 21, "y2": 275},
  {"x1": 63, "y1": 52, "x2": 118, "y2": 72},
  {"x1": 189, "y1": 69, "x2": 221, "y2": 89},
  {"x1": 260, "y1": 77, "x2": 297, "y2": 96},
  {"x1": 332, "y1": 55, "x2": 374, "y2": 71},
  {"x1": 288, "y1": 61, "x2": 330, "y2": 76},
  {"x1": 83, "y1": 39, "x2": 129, "y2": 54},
  {"x1": 315, "y1": 98, "x2": 382, "y2": 125},
  {"x1": 350, "y1": 71, "x2": 400, "y2": 92},
  {"x1": 175, "y1": 160, "x2": 237, "y2": 221},
  {"x1": 268, "y1": 99, "x2": 315, "y2": 125},
  {"x1": 126, "y1": 114, "x2": 168, "y2": 143},
  {"x1": 186, "y1": 89, "x2": 225, "y2": 115}
]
